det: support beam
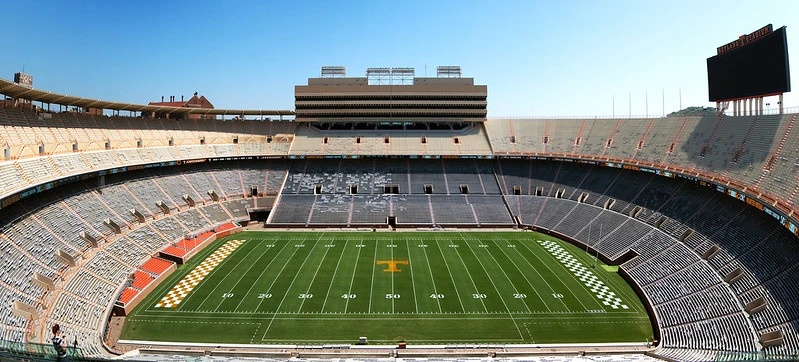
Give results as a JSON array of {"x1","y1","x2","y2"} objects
[
  {"x1": 156, "y1": 201, "x2": 170, "y2": 214},
  {"x1": 80, "y1": 231, "x2": 99, "y2": 248},
  {"x1": 33, "y1": 272, "x2": 55, "y2": 290},
  {"x1": 702, "y1": 245, "x2": 721, "y2": 260},
  {"x1": 183, "y1": 194, "x2": 195, "y2": 207},
  {"x1": 761, "y1": 330, "x2": 784, "y2": 348},
  {"x1": 55, "y1": 249, "x2": 76, "y2": 267},
  {"x1": 724, "y1": 267, "x2": 744, "y2": 284},
  {"x1": 130, "y1": 209, "x2": 145, "y2": 223},
  {"x1": 12, "y1": 301, "x2": 38, "y2": 319},
  {"x1": 104, "y1": 218, "x2": 121, "y2": 234},
  {"x1": 678, "y1": 229, "x2": 692, "y2": 243},
  {"x1": 745, "y1": 296, "x2": 768, "y2": 314}
]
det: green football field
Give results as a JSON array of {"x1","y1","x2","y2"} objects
[{"x1": 120, "y1": 231, "x2": 653, "y2": 345}]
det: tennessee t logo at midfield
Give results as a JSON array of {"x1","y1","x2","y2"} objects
[{"x1": 377, "y1": 260, "x2": 408, "y2": 272}]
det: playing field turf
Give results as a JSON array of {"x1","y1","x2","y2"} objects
[{"x1": 120, "y1": 231, "x2": 654, "y2": 345}]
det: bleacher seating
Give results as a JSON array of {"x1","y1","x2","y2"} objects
[{"x1": 3, "y1": 105, "x2": 799, "y2": 361}]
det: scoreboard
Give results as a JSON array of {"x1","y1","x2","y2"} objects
[
  {"x1": 707, "y1": 25, "x2": 791, "y2": 102},
  {"x1": 13, "y1": 72, "x2": 33, "y2": 88}
]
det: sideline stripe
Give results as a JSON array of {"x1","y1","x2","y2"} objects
[{"x1": 155, "y1": 240, "x2": 245, "y2": 308}]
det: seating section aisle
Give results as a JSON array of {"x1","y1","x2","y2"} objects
[
  {"x1": 498, "y1": 159, "x2": 799, "y2": 359},
  {"x1": 0, "y1": 161, "x2": 269, "y2": 358},
  {"x1": 3, "y1": 103, "x2": 799, "y2": 361}
]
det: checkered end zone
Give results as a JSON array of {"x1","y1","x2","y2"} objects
[
  {"x1": 156, "y1": 239, "x2": 245, "y2": 308},
  {"x1": 538, "y1": 240, "x2": 628, "y2": 310}
]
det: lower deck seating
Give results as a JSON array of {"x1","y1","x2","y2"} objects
[{"x1": 2, "y1": 157, "x2": 799, "y2": 360}]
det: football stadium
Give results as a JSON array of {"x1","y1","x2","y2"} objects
[{"x1": 0, "y1": 2, "x2": 798, "y2": 362}]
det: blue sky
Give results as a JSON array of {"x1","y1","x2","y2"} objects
[{"x1": 0, "y1": 0, "x2": 796, "y2": 117}]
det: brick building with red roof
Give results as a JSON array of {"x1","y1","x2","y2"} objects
[{"x1": 144, "y1": 92, "x2": 216, "y2": 120}]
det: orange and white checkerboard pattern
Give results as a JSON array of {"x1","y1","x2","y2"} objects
[{"x1": 155, "y1": 239, "x2": 245, "y2": 308}]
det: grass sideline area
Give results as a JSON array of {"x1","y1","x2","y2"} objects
[{"x1": 120, "y1": 231, "x2": 654, "y2": 345}]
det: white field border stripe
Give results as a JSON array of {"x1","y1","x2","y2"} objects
[
  {"x1": 445, "y1": 238, "x2": 488, "y2": 312},
  {"x1": 321, "y1": 239, "x2": 349, "y2": 312},
  {"x1": 232, "y1": 238, "x2": 292, "y2": 312},
  {"x1": 260, "y1": 232, "x2": 326, "y2": 340},
  {"x1": 119, "y1": 338, "x2": 648, "y2": 348},
  {"x1": 433, "y1": 237, "x2": 465, "y2": 312},
  {"x1": 134, "y1": 311, "x2": 646, "y2": 319},
  {"x1": 487, "y1": 238, "x2": 551, "y2": 312},
  {"x1": 458, "y1": 233, "x2": 525, "y2": 339}
]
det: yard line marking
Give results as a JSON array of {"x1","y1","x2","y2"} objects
[
  {"x1": 252, "y1": 238, "x2": 305, "y2": 312},
  {"x1": 390, "y1": 237, "x2": 395, "y2": 314},
  {"x1": 261, "y1": 232, "x2": 326, "y2": 340},
  {"x1": 321, "y1": 239, "x2": 349, "y2": 312},
  {"x1": 297, "y1": 237, "x2": 335, "y2": 312},
  {"x1": 463, "y1": 234, "x2": 531, "y2": 313},
  {"x1": 519, "y1": 237, "x2": 599, "y2": 311},
  {"x1": 233, "y1": 239, "x2": 292, "y2": 312},
  {"x1": 211, "y1": 240, "x2": 277, "y2": 312},
  {"x1": 343, "y1": 238, "x2": 363, "y2": 313},
  {"x1": 486, "y1": 238, "x2": 550, "y2": 312},
  {"x1": 156, "y1": 239, "x2": 245, "y2": 309},
  {"x1": 368, "y1": 238, "x2": 378, "y2": 313},
  {"x1": 445, "y1": 238, "x2": 488, "y2": 312},
  {"x1": 539, "y1": 240, "x2": 628, "y2": 310},
  {"x1": 183, "y1": 239, "x2": 254, "y2": 310},
  {"x1": 508, "y1": 237, "x2": 576, "y2": 311},
  {"x1": 457, "y1": 234, "x2": 523, "y2": 339},
  {"x1": 406, "y1": 238, "x2": 419, "y2": 313},
  {"x1": 433, "y1": 238, "x2": 465, "y2": 312},
  {"x1": 136, "y1": 310, "x2": 642, "y2": 318},
  {"x1": 420, "y1": 238, "x2": 443, "y2": 313}
]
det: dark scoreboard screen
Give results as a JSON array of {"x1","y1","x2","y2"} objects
[{"x1": 707, "y1": 26, "x2": 791, "y2": 102}]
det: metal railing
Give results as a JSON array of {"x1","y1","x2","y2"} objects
[{"x1": 0, "y1": 339, "x2": 87, "y2": 361}]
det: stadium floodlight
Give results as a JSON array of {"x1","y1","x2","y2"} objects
[
  {"x1": 391, "y1": 68, "x2": 415, "y2": 85},
  {"x1": 437, "y1": 66, "x2": 462, "y2": 78},
  {"x1": 366, "y1": 68, "x2": 392, "y2": 85},
  {"x1": 366, "y1": 68, "x2": 391, "y2": 75},
  {"x1": 321, "y1": 66, "x2": 346, "y2": 78}
]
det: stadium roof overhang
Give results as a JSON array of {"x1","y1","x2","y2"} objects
[{"x1": 0, "y1": 78, "x2": 295, "y2": 117}]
